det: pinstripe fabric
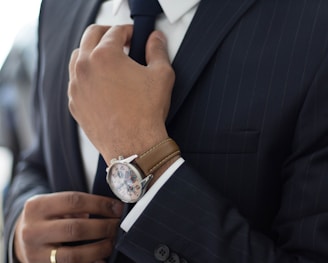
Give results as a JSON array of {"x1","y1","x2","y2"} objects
[
  {"x1": 3, "y1": 0, "x2": 328, "y2": 262},
  {"x1": 118, "y1": 0, "x2": 328, "y2": 262}
]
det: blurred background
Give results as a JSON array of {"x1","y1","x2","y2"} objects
[
  {"x1": 0, "y1": 0, "x2": 42, "y2": 260},
  {"x1": 0, "y1": 0, "x2": 41, "y2": 67}
]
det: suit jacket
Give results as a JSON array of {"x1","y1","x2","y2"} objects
[{"x1": 4, "y1": 0, "x2": 328, "y2": 262}]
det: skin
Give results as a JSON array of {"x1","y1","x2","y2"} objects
[
  {"x1": 68, "y1": 25, "x2": 175, "y2": 165},
  {"x1": 14, "y1": 25, "x2": 176, "y2": 263},
  {"x1": 14, "y1": 192, "x2": 123, "y2": 263}
]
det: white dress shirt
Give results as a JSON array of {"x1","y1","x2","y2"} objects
[{"x1": 79, "y1": 0, "x2": 200, "y2": 231}]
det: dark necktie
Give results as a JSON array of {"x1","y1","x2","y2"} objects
[
  {"x1": 93, "y1": 0, "x2": 163, "y2": 197},
  {"x1": 128, "y1": 0, "x2": 163, "y2": 65},
  {"x1": 92, "y1": 155, "x2": 115, "y2": 197},
  {"x1": 92, "y1": 1, "x2": 163, "y2": 262}
]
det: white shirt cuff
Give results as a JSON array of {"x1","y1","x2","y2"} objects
[{"x1": 120, "y1": 157, "x2": 184, "y2": 232}]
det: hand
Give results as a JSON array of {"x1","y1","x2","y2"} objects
[
  {"x1": 14, "y1": 192, "x2": 123, "y2": 263},
  {"x1": 68, "y1": 25, "x2": 175, "y2": 164}
]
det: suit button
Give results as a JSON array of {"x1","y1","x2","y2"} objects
[
  {"x1": 154, "y1": 244, "x2": 170, "y2": 261},
  {"x1": 165, "y1": 252, "x2": 180, "y2": 263}
]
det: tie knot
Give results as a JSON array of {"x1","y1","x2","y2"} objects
[{"x1": 129, "y1": 0, "x2": 163, "y2": 18}]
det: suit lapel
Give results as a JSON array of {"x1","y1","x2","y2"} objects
[
  {"x1": 51, "y1": 0, "x2": 103, "y2": 190},
  {"x1": 167, "y1": 0, "x2": 257, "y2": 123}
]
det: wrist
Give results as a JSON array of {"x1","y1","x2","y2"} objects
[
  {"x1": 148, "y1": 155, "x2": 180, "y2": 188},
  {"x1": 102, "y1": 131, "x2": 169, "y2": 165},
  {"x1": 106, "y1": 138, "x2": 180, "y2": 203}
]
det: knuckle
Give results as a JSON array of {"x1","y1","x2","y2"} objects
[
  {"x1": 85, "y1": 23, "x2": 100, "y2": 33},
  {"x1": 101, "y1": 199, "x2": 122, "y2": 217},
  {"x1": 67, "y1": 81, "x2": 76, "y2": 98},
  {"x1": 68, "y1": 99, "x2": 76, "y2": 116},
  {"x1": 85, "y1": 24, "x2": 109, "y2": 35},
  {"x1": 24, "y1": 195, "x2": 42, "y2": 215},
  {"x1": 83, "y1": 24, "x2": 108, "y2": 41},
  {"x1": 67, "y1": 83, "x2": 77, "y2": 114},
  {"x1": 23, "y1": 200, "x2": 35, "y2": 216},
  {"x1": 101, "y1": 199, "x2": 112, "y2": 213},
  {"x1": 74, "y1": 56, "x2": 89, "y2": 77},
  {"x1": 90, "y1": 46, "x2": 110, "y2": 66},
  {"x1": 70, "y1": 49, "x2": 79, "y2": 62},
  {"x1": 111, "y1": 24, "x2": 126, "y2": 35},
  {"x1": 21, "y1": 224, "x2": 34, "y2": 243},
  {"x1": 65, "y1": 221, "x2": 84, "y2": 239},
  {"x1": 160, "y1": 63, "x2": 175, "y2": 78},
  {"x1": 90, "y1": 48, "x2": 117, "y2": 74},
  {"x1": 66, "y1": 192, "x2": 84, "y2": 210}
]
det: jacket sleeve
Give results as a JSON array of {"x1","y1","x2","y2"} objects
[
  {"x1": 3, "y1": 136, "x2": 51, "y2": 263},
  {"x1": 2, "y1": 8, "x2": 51, "y2": 263},
  {"x1": 116, "y1": 51, "x2": 328, "y2": 263}
]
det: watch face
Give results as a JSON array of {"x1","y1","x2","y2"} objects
[{"x1": 107, "y1": 163, "x2": 143, "y2": 203}]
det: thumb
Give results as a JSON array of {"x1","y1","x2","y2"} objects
[{"x1": 145, "y1": 31, "x2": 170, "y2": 66}]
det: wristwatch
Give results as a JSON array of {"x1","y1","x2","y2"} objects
[{"x1": 106, "y1": 138, "x2": 180, "y2": 203}]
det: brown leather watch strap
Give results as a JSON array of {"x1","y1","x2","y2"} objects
[{"x1": 134, "y1": 138, "x2": 181, "y2": 176}]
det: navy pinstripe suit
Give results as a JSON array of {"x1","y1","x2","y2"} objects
[{"x1": 4, "y1": 0, "x2": 328, "y2": 262}]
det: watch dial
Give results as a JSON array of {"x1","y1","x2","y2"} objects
[{"x1": 108, "y1": 163, "x2": 142, "y2": 203}]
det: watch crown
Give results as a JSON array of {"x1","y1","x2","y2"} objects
[{"x1": 118, "y1": 156, "x2": 124, "y2": 160}]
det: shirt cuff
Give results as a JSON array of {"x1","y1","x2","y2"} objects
[{"x1": 120, "y1": 157, "x2": 185, "y2": 232}]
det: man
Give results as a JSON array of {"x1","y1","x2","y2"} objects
[{"x1": 4, "y1": 0, "x2": 328, "y2": 262}]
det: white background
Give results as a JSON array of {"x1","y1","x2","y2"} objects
[
  {"x1": 0, "y1": 0, "x2": 41, "y2": 188},
  {"x1": 0, "y1": 0, "x2": 42, "y2": 69}
]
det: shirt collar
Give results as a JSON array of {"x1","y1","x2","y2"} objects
[{"x1": 112, "y1": 0, "x2": 200, "y2": 23}]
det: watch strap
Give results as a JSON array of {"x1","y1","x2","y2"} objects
[{"x1": 134, "y1": 138, "x2": 180, "y2": 176}]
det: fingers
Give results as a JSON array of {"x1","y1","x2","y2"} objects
[
  {"x1": 32, "y1": 239, "x2": 112, "y2": 263},
  {"x1": 69, "y1": 25, "x2": 109, "y2": 80},
  {"x1": 70, "y1": 25, "x2": 165, "y2": 81},
  {"x1": 69, "y1": 25, "x2": 131, "y2": 81},
  {"x1": 69, "y1": 24, "x2": 133, "y2": 95},
  {"x1": 145, "y1": 30, "x2": 170, "y2": 66},
  {"x1": 25, "y1": 192, "x2": 123, "y2": 220},
  {"x1": 97, "y1": 24, "x2": 133, "y2": 51},
  {"x1": 80, "y1": 25, "x2": 111, "y2": 52},
  {"x1": 42, "y1": 218, "x2": 120, "y2": 244},
  {"x1": 145, "y1": 30, "x2": 174, "y2": 86},
  {"x1": 55, "y1": 239, "x2": 113, "y2": 263},
  {"x1": 69, "y1": 49, "x2": 79, "y2": 81},
  {"x1": 16, "y1": 192, "x2": 122, "y2": 263}
]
